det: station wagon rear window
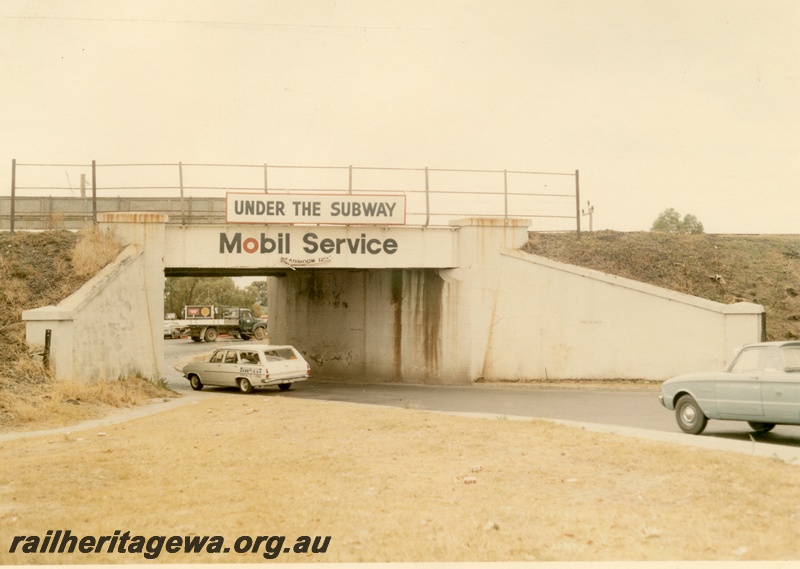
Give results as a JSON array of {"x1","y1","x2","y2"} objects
[{"x1": 264, "y1": 348, "x2": 297, "y2": 361}]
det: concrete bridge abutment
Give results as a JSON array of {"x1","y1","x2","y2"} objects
[{"x1": 266, "y1": 218, "x2": 533, "y2": 384}]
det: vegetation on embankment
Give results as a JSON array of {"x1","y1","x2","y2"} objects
[
  {"x1": 0, "y1": 227, "x2": 175, "y2": 431},
  {"x1": 524, "y1": 231, "x2": 800, "y2": 341}
]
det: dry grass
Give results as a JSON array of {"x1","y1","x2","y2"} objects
[
  {"x1": 524, "y1": 231, "x2": 800, "y2": 340},
  {"x1": 70, "y1": 224, "x2": 123, "y2": 279},
  {"x1": 0, "y1": 372, "x2": 175, "y2": 432},
  {"x1": 0, "y1": 227, "x2": 174, "y2": 431},
  {"x1": 0, "y1": 396, "x2": 799, "y2": 564}
]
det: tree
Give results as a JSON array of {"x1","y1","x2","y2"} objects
[
  {"x1": 651, "y1": 208, "x2": 704, "y2": 234},
  {"x1": 246, "y1": 280, "x2": 268, "y2": 308},
  {"x1": 164, "y1": 277, "x2": 262, "y2": 317}
]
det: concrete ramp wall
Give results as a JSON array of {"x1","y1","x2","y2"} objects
[
  {"x1": 475, "y1": 249, "x2": 764, "y2": 381},
  {"x1": 22, "y1": 243, "x2": 163, "y2": 382}
]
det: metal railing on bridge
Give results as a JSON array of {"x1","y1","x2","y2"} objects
[{"x1": 5, "y1": 160, "x2": 582, "y2": 235}]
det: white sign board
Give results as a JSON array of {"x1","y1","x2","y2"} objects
[
  {"x1": 226, "y1": 193, "x2": 406, "y2": 225},
  {"x1": 164, "y1": 225, "x2": 458, "y2": 270}
]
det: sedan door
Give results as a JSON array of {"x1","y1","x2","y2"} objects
[
  {"x1": 195, "y1": 350, "x2": 227, "y2": 385},
  {"x1": 714, "y1": 346, "x2": 766, "y2": 419},
  {"x1": 759, "y1": 345, "x2": 800, "y2": 422},
  {"x1": 760, "y1": 371, "x2": 800, "y2": 422},
  {"x1": 214, "y1": 350, "x2": 241, "y2": 387},
  {"x1": 715, "y1": 374, "x2": 764, "y2": 418}
]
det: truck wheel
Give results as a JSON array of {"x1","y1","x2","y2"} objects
[
  {"x1": 253, "y1": 326, "x2": 266, "y2": 341},
  {"x1": 238, "y1": 378, "x2": 253, "y2": 394},
  {"x1": 204, "y1": 327, "x2": 218, "y2": 342},
  {"x1": 240, "y1": 334, "x2": 252, "y2": 341},
  {"x1": 191, "y1": 336, "x2": 202, "y2": 343}
]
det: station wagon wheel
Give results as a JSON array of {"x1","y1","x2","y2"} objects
[
  {"x1": 189, "y1": 374, "x2": 203, "y2": 391},
  {"x1": 253, "y1": 327, "x2": 266, "y2": 341},
  {"x1": 675, "y1": 394, "x2": 708, "y2": 435},
  {"x1": 747, "y1": 421, "x2": 775, "y2": 433},
  {"x1": 278, "y1": 383, "x2": 292, "y2": 391},
  {"x1": 238, "y1": 378, "x2": 254, "y2": 394}
]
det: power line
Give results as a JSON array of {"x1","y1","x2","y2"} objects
[{"x1": 0, "y1": 14, "x2": 432, "y2": 31}]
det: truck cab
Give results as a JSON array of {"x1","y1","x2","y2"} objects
[{"x1": 230, "y1": 308, "x2": 268, "y2": 340}]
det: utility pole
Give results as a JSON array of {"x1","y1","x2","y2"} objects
[{"x1": 581, "y1": 201, "x2": 594, "y2": 232}]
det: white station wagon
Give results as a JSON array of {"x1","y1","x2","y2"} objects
[{"x1": 182, "y1": 344, "x2": 310, "y2": 393}]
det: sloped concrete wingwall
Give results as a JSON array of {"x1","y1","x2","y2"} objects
[
  {"x1": 23, "y1": 213, "x2": 166, "y2": 382},
  {"x1": 23, "y1": 244, "x2": 163, "y2": 382},
  {"x1": 473, "y1": 250, "x2": 764, "y2": 381}
]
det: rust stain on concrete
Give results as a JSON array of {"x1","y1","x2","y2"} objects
[
  {"x1": 415, "y1": 270, "x2": 444, "y2": 376},
  {"x1": 391, "y1": 270, "x2": 404, "y2": 379}
]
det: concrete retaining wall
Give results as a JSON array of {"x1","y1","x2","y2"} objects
[
  {"x1": 23, "y1": 212, "x2": 167, "y2": 382},
  {"x1": 473, "y1": 250, "x2": 763, "y2": 380},
  {"x1": 22, "y1": 244, "x2": 163, "y2": 381}
]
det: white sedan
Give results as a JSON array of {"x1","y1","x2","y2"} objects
[{"x1": 182, "y1": 344, "x2": 310, "y2": 393}]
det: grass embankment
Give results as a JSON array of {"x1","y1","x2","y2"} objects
[
  {"x1": 524, "y1": 231, "x2": 800, "y2": 341},
  {"x1": 0, "y1": 227, "x2": 176, "y2": 432}
]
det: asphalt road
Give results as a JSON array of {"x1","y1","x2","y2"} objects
[{"x1": 163, "y1": 337, "x2": 800, "y2": 447}]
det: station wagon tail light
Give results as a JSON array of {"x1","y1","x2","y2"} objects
[
  {"x1": 264, "y1": 369, "x2": 270, "y2": 380},
  {"x1": 306, "y1": 363, "x2": 311, "y2": 376}
]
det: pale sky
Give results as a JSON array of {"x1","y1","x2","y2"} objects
[{"x1": 1, "y1": 0, "x2": 798, "y2": 233}]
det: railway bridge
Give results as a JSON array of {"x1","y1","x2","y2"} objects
[{"x1": 22, "y1": 206, "x2": 764, "y2": 385}]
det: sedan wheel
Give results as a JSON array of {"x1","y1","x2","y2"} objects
[
  {"x1": 189, "y1": 375, "x2": 203, "y2": 391},
  {"x1": 675, "y1": 394, "x2": 708, "y2": 435},
  {"x1": 747, "y1": 421, "x2": 775, "y2": 433},
  {"x1": 238, "y1": 378, "x2": 254, "y2": 394}
]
